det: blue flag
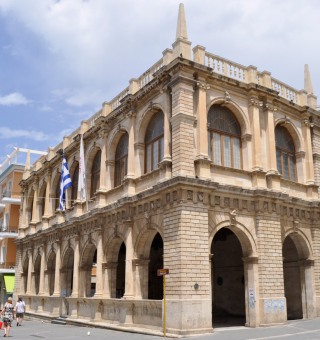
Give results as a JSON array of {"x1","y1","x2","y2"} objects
[{"x1": 59, "y1": 156, "x2": 72, "y2": 211}]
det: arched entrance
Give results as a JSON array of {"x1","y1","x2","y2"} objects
[
  {"x1": 116, "y1": 242, "x2": 126, "y2": 298},
  {"x1": 148, "y1": 233, "x2": 163, "y2": 300},
  {"x1": 34, "y1": 255, "x2": 41, "y2": 295},
  {"x1": 47, "y1": 252, "x2": 56, "y2": 296},
  {"x1": 283, "y1": 233, "x2": 315, "y2": 320},
  {"x1": 61, "y1": 248, "x2": 74, "y2": 297},
  {"x1": 211, "y1": 228, "x2": 245, "y2": 326}
]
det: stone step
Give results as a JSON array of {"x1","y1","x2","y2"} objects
[{"x1": 51, "y1": 318, "x2": 67, "y2": 325}]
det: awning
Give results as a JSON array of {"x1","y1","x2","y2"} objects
[{"x1": 3, "y1": 275, "x2": 14, "y2": 293}]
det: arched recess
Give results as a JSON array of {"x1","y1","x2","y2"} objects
[
  {"x1": 209, "y1": 221, "x2": 259, "y2": 328},
  {"x1": 105, "y1": 236, "x2": 126, "y2": 298},
  {"x1": 274, "y1": 119, "x2": 302, "y2": 153},
  {"x1": 38, "y1": 181, "x2": 46, "y2": 219},
  {"x1": 134, "y1": 226, "x2": 163, "y2": 299},
  {"x1": 34, "y1": 254, "x2": 41, "y2": 295},
  {"x1": 283, "y1": 231, "x2": 315, "y2": 320},
  {"x1": 69, "y1": 161, "x2": 79, "y2": 206},
  {"x1": 207, "y1": 98, "x2": 250, "y2": 137},
  {"x1": 22, "y1": 257, "x2": 29, "y2": 294},
  {"x1": 87, "y1": 148, "x2": 101, "y2": 198},
  {"x1": 80, "y1": 241, "x2": 97, "y2": 297},
  {"x1": 26, "y1": 188, "x2": 34, "y2": 224},
  {"x1": 52, "y1": 173, "x2": 60, "y2": 213},
  {"x1": 61, "y1": 247, "x2": 74, "y2": 297},
  {"x1": 107, "y1": 129, "x2": 129, "y2": 188},
  {"x1": 46, "y1": 251, "x2": 56, "y2": 296}
]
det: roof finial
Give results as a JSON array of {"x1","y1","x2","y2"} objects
[
  {"x1": 304, "y1": 64, "x2": 314, "y2": 94},
  {"x1": 172, "y1": 3, "x2": 191, "y2": 60},
  {"x1": 176, "y1": 3, "x2": 188, "y2": 41}
]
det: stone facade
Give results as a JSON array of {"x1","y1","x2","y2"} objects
[{"x1": 14, "y1": 4, "x2": 320, "y2": 336}]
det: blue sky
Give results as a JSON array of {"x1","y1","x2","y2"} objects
[{"x1": 1, "y1": 0, "x2": 319, "y2": 164}]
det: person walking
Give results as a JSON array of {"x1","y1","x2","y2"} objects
[
  {"x1": 15, "y1": 297, "x2": 26, "y2": 326},
  {"x1": 1, "y1": 297, "x2": 15, "y2": 337}
]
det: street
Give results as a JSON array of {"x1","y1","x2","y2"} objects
[{"x1": 2, "y1": 317, "x2": 320, "y2": 339}]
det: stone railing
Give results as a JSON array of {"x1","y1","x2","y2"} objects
[
  {"x1": 205, "y1": 51, "x2": 247, "y2": 83},
  {"x1": 138, "y1": 58, "x2": 164, "y2": 88},
  {"x1": 271, "y1": 77, "x2": 298, "y2": 103}
]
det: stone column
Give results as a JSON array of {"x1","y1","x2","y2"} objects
[
  {"x1": 163, "y1": 201, "x2": 212, "y2": 333},
  {"x1": 302, "y1": 118, "x2": 315, "y2": 184},
  {"x1": 163, "y1": 92, "x2": 172, "y2": 161},
  {"x1": 106, "y1": 160, "x2": 115, "y2": 191},
  {"x1": 265, "y1": 105, "x2": 277, "y2": 173},
  {"x1": 243, "y1": 256, "x2": 260, "y2": 327},
  {"x1": 127, "y1": 112, "x2": 136, "y2": 179},
  {"x1": 53, "y1": 240, "x2": 61, "y2": 296},
  {"x1": 249, "y1": 97, "x2": 262, "y2": 171},
  {"x1": 300, "y1": 259, "x2": 316, "y2": 318},
  {"x1": 133, "y1": 259, "x2": 149, "y2": 299},
  {"x1": 256, "y1": 215, "x2": 286, "y2": 325},
  {"x1": 170, "y1": 77, "x2": 195, "y2": 177},
  {"x1": 194, "y1": 80, "x2": 211, "y2": 179},
  {"x1": 103, "y1": 262, "x2": 117, "y2": 298},
  {"x1": 95, "y1": 229, "x2": 103, "y2": 297},
  {"x1": 26, "y1": 250, "x2": 33, "y2": 295},
  {"x1": 123, "y1": 222, "x2": 134, "y2": 298},
  {"x1": 38, "y1": 247, "x2": 46, "y2": 295},
  {"x1": 71, "y1": 235, "x2": 80, "y2": 298},
  {"x1": 99, "y1": 129, "x2": 108, "y2": 191}
]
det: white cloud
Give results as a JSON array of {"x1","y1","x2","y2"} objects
[
  {"x1": 0, "y1": 127, "x2": 49, "y2": 141},
  {"x1": 0, "y1": 92, "x2": 30, "y2": 106}
]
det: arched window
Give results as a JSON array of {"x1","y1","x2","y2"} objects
[
  {"x1": 90, "y1": 150, "x2": 101, "y2": 197},
  {"x1": 55, "y1": 182, "x2": 60, "y2": 211},
  {"x1": 145, "y1": 111, "x2": 164, "y2": 173},
  {"x1": 115, "y1": 134, "x2": 128, "y2": 187},
  {"x1": 71, "y1": 163, "x2": 79, "y2": 204},
  {"x1": 208, "y1": 105, "x2": 241, "y2": 169},
  {"x1": 275, "y1": 125, "x2": 296, "y2": 180}
]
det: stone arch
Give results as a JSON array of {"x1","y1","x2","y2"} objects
[
  {"x1": 209, "y1": 220, "x2": 257, "y2": 258},
  {"x1": 274, "y1": 119, "x2": 302, "y2": 153},
  {"x1": 46, "y1": 250, "x2": 56, "y2": 296},
  {"x1": 80, "y1": 239, "x2": 97, "y2": 297},
  {"x1": 283, "y1": 229, "x2": 312, "y2": 260},
  {"x1": 136, "y1": 105, "x2": 165, "y2": 144},
  {"x1": 22, "y1": 256, "x2": 29, "y2": 294},
  {"x1": 208, "y1": 97, "x2": 250, "y2": 137},
  {"x1": 107, "y1": 128, "x2": 130, "y2": 162},
  {"x1": 33, "y1": 253, "x2": 41, "y2": 295},
  {"x1": 134, "y1": 224, "x2": 163, "y2": 258},
  {"x1": 38, "y1": 181, "x2": 47, "y2": 219},
  {"x1": 51, "y1": 172, "x2": 61, "y2": 213},
  {"x1": 85, "y1": 144, "x2": 102, "y2": 199},
  {"x1": 61, "y1": 246, "x2": 74, "y2": 297},
  {"x1": 26, "y1": 187, "x2": 34, "y2": 224}
]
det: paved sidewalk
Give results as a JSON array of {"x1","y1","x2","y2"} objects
[{"x1": 2, "y1": 317, "x2": 320, "y2": 339}]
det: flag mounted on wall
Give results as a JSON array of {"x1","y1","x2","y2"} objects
[{"x1": 59, "y1": 156, "x2": 72, "y2": 211}]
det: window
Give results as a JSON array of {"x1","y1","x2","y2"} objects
[
  {"x1": 71, "y1": 163, "x2": 79, "y2": 204},
  {"x1": 275, "y1": 125, "x2": 296, "y2": 181},
  {"x1": 115, "y1": 134, "x2": 128, "y2": 187},
  {"x1": 208, "y1": 105, "x2": 241, "y2": 169},
  {"x1": 90, "y1": 151, "x2": 101, "y2": 197},
  {"x1": 145, "y1": 111, "x2": 164, "y2": 173},
  {"x1": 55, "y1": 182, "x2": 60, "y2": 211}
]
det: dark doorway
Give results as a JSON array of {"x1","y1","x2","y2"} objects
[
  {"x1": 211, "y1": 228, "x2": 245, "y2": 326},
  {"x1": 116, "y1": 242, "x2": 126, "y2": 298},
  {"x1": 283, "y1": 236, "x2": 303, "y2": 320},
  {"x1": 148, "y1": 233, "x2": 163, "y2": 299}
]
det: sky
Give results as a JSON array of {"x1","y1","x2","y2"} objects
[{"x1": 0, "y1": 0, "x2": 319, "y2": 165}]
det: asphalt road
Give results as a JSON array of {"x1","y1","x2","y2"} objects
[{"x1": 2, "y1": 317, "x2": 320, "y2": 339}]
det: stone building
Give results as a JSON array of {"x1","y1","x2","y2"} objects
[{"x1": 14, "y1": 4, "x2": 320, "y2": 335}]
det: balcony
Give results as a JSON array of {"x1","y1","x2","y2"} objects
[
  {"x1": 1, "y1": 191, "x2": 21, "y2": 205},
  {"x1": 0, "y1": 226, "x2": 18, "y2": 239},
  {"x1": 0, "y1": 262, "x2": 15, "y2": 274}
]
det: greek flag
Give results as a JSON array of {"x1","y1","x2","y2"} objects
[{"x1": 59, "y1": 156, "x2": 72, "y2": 211}]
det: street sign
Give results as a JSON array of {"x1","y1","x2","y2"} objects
[{"x1": 157, "y1": 268, "x2": 169, "y2": 276}]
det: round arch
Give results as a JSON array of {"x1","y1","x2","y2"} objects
[
  {"x1": 274, "y1": 119, "x2": 303, "y2": 153},
  {"x1": 137, "y1": 106, "x2": 165, "y2": 144},
  {"x1": 208, "y1": 97, "x2": 250, "y2": 136}
]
